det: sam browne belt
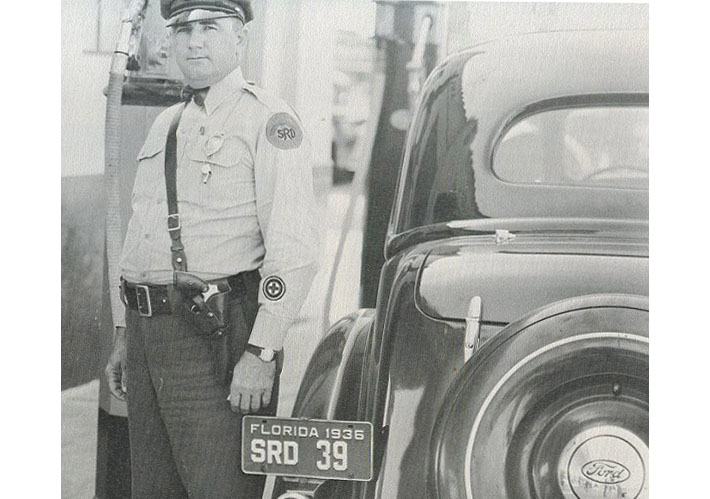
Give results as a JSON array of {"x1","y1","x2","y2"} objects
[{"x1": 162, "y1": 105, "x2": 249, "y2": 339}]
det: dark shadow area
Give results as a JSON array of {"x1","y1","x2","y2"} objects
[{"x1": 62, "y1": 175, "x2": 105, "y2": 390}]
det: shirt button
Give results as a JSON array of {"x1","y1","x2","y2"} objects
[
  {"x1": 144, "y1": 234, "x2": 150, "y2": 240},
  {"x1": 156, "y1": 199, "x2": 162, "y2": 205}
]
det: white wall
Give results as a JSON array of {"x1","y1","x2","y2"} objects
[
  {"x1": 447, "y1": 2, "x2": 649, "y2": 54},
  {"x1": 62, "y1": 0, "x2": 113, "y2": 177}
]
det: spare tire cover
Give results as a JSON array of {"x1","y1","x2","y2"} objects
[{"x1": 429, "y1": 294, "x2": 649, "y2": 499}]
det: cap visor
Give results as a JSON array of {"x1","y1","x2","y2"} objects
[{"x1": 166, "y1": 8, "x2": 243, "y2": 27}]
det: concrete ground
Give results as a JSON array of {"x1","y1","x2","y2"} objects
[
  {"x1": 62, "y1": 380, "x2": 101, "y2": 499},
  {"x1": 61, "y1": 181, "x2": 366, "y2": 498}
]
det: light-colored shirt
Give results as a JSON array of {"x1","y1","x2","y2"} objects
[{"x1": 119, "y1": 67, "x2": 319, "y2": 350}]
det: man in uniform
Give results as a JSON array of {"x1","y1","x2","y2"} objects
[{"x1": 104, "y1": 1, "x2": 319, "y2": 497}]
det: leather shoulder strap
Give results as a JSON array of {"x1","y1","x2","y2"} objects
[{"x1": 165, "y1": 104, "x2": 188, "y2": 272}]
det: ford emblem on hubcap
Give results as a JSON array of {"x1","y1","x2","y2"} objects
[
  {"x1": 581, "y1": 460, "x2": 631, "y2": 485},
  {"x1": 558, "y1": 426, "x2": 648, "y2": 499}
]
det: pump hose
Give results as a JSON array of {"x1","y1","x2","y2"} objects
[
  {"x1": 105, "y1": 71, "x2": 124, "y2": 330},
  {"x1": 104, "y1": 0, "x2": 147, "y2": 331}
]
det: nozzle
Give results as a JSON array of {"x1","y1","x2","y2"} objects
[{"x1": 122, "y1": 0, "x2": 148, "y2": 23}]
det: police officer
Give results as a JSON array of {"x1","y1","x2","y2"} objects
[{"x1": 104, "y1": 1, "x2": 319, "y2": 497}]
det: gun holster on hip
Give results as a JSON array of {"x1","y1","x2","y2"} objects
[
  {"x1": 174, "y1": 270, "x2": 251, "y2": 381},
  {"x1": 174, "y1": 270, "x2": 236, "y2": 338}
]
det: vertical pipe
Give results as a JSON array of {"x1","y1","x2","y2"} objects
[
  {"x1": 360, "y1": 2, "x2": 439, "y2": 307},
  {"x1": 97, "y1": 4, "x2": 147, "y2": 498},
  {"x1": 105, "y1": 1, "x2": 146, "y2": 330}
]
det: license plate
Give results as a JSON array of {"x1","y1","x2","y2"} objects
[{"x1": 242, "y1": 416, "x2": 373, "y2": 481}]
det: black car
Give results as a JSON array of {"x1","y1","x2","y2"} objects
[{"x1": 247, "y1": 29, "x2": 649, "y2": 499}]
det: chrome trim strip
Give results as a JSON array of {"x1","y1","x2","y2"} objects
[
  {"x1": 464, "y1": 296, "x2": 482, "y2": 363},
  {"x1": 326, "y1": 310, "x2": 367, "y2": 419},
  {"x1": 276, "y1": 492, "x2": 312, "y2": 499},
  {"x1": 373, "y1": 376, "x2": 392, "y2": 499}
]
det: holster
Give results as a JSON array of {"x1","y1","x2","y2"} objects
[
  {"x1": 174, "y1": 271, "x2": 232, "y2": 337},
  {"x1": 174, "y1": 270, "x2": 261, "y2": 382}
]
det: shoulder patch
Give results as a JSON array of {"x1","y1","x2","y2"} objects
[{"x1": 265, "y1": 112, "x2": 303, "y2": 150}]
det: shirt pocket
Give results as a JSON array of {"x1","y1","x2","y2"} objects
[{"x1": 189, "y1": 135, "x2": 255, "y2": 208}]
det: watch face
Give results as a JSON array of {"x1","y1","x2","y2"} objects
[{"x1": 247, "y1": 344, "x2": 276, "y2": 362}]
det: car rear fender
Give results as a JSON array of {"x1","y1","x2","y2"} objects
[
  {"x1": 428, "y1": 293, "x2": 649, "y2": 499},
  {"x1": 291, "y1": 309, "x2": 375, "y2": 421},
  {"x1": 271, "y1": 311, "x2": 374, "y2": 499}
]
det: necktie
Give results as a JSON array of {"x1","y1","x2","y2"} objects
[{"x1": 182, "y1": 86, "x2": 209, "y2": 107}]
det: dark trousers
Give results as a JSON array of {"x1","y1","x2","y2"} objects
[{"x1": 125, "y1": 284, "x2": 279, "y2": 499}]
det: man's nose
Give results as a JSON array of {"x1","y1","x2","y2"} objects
[{"x1": 187, "y1": 28, "x2": 205, "y2": 49}]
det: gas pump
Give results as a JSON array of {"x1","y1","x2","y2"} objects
[
  {"x1": 360, "y1": 0, "x2": 443, "y2": 307},
  {"x1": 96, "y1": 2, "x2": 184, "y2": 497}
]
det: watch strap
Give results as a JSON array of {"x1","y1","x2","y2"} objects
[{"x1": 246, "y1": 343, "x2": 275, "y2": 362}]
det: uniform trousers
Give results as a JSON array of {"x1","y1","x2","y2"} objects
[{"x1": 125, "y1": 284, "x2": 279, "y2": 499}]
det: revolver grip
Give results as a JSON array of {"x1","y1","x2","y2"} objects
[{"x1": 174, "y1": 270, "x2": 209, "y2": 297}]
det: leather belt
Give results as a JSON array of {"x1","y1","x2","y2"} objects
[
  {"x1": 121, "y1": 272, "x2": 254, "y2": 318},
  {"x1": 122, "y1": 282, "x2": 173, "y2": 316}
]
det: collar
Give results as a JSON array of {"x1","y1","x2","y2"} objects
[{"x1": 201, "y1": 66, "x2": 248, "y2": 115}]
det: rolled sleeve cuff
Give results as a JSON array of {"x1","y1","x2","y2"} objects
[{"x1": 248, "y1": 308, "x2": 296, "y2": 351}]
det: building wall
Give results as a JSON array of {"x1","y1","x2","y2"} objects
[
  {"x1": 445, "y1": 2, "x2": 649, "y2": 54},
  {"x1": 62, "y1": 0, "x2": 114, "y2": 177}
]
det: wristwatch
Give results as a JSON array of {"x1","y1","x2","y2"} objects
[{"x1": 246, "y1": 343, "x2": 276, "y2": 362}]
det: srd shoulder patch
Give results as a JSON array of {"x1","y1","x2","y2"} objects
[{"x1": 265, "y1": 112, "x2": 303, "y2": 150}]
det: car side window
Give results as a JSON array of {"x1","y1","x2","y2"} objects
[{"x1": 493, "y1": 106, "x2": 649, "y2": 189}]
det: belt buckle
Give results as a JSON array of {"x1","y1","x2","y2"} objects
[
  {"x1": 135, "y1": 285, "x2": 153, "y2": 317},
  {"x1": 167, "y1": 214, "x2": 181, "y2": 232}
]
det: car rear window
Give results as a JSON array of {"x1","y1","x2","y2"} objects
[{"x1": 493, "y1": 106, "x2": 648, "y2": 189}]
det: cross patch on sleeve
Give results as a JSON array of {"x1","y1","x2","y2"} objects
[{"x1": 262, "y1": 276, "x2": 286, "y2": 301}]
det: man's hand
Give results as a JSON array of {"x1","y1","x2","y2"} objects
[
  {"x1": 105, "y1": 326, "x2": 128, "y2": 401},
  {"x1": 229, "y1": 352, "x2": 276, "y2": 413}
]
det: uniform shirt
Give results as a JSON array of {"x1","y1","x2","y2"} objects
[{"x1": 119, "y1": 67, "x2": 319, "y2": 351}]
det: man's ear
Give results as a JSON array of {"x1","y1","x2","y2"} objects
[{"x1": 236, "y1": 24, "x2": 250, "y2": 48}]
